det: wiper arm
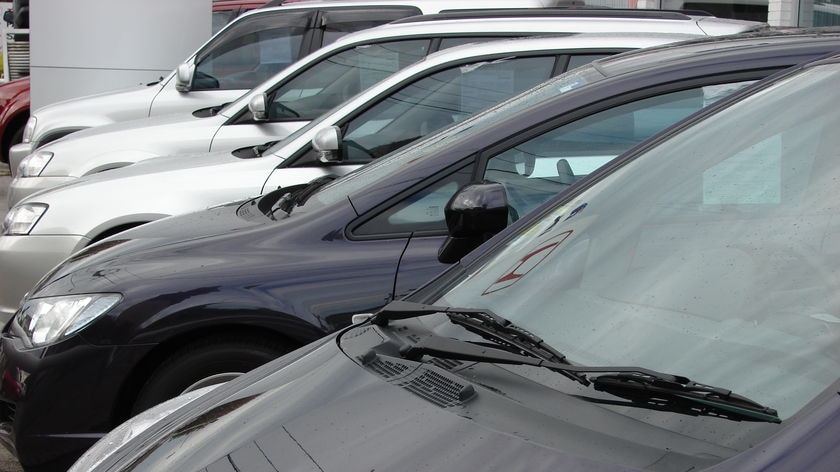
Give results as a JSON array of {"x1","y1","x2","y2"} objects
[
  {"x1": 269, "y1": 175, "x2": 336, "y2": 218},
  {"x1": 372, "y1": 300, "x2": 583, "y2": 384}
]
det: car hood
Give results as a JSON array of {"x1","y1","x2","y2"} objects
[
  {"x1": 39, "y1": 111, "x2": 223, "y2": 176},
  {"x1": 31, "y1": 83, "x2": 163, "y2": 139},
  {"x1": 102, "y1": 317, "x2": 805, "y2": 472},
  {"x1": 100, "y1": 333, "x2": 647, "y2": 472}
]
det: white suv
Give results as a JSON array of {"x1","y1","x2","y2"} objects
[
  {"x1": 7, "y1": 9, "x2": 764, "y2": 204},
  {"x1": 9, "y1": 0, "x2": 568, "y2": 173}
]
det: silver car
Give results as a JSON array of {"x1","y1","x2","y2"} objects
[
  {"x1": 0, "y1": 33, "x2": 697, "y2": 320},
  {"x1": 9, "y1": 0, "x2": 568, "y2": 174},
  {"x1": 7, "y1": 9, "x2": 763, "y2": 205}
]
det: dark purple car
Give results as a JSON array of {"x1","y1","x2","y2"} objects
[{"x1": 71, "y1": 49, "x2": 840, "y2": 472}]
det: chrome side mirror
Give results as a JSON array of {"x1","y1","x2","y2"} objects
[
  {"x1": 438, "y1": 182, "x2": 509, "y2": 264},
  {"x1": 312, "y1": 126, "x2": 342, "y2": 163},
  {"x1": 248, "y1": 94, "x2": 269, "y2": 122},
  {"x1": 175, "y1": 63, "x2": 194, "y2": 93}
]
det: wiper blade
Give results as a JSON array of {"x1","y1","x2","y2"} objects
[{"x1": 591, "y1": 373, "x2": 781, "y2": 423}]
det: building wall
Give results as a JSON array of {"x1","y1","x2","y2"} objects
[{"x1": 30, "y1": 0, "x2": 211, "y2": 109}]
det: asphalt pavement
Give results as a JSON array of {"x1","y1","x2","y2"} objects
[{"x1": 0, "y1": 163, "x2": 23, "y2": 472}]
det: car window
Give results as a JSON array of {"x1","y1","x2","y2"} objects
[
  {"x1": 483, "y1": 81, "x2": 755, "y2": 218},
  {"x1": 567, "y1": 54, "x2": 612, "y2": 70},
  {"x1": 194, "y1": 10, "x2": 312, "y2": 91},
  {"x1": 268, "y1": 39, "x2": 433, "y2": 121},
  {"x1": 354, "y1": 165, "x2": 474, "y2": 236},
  {"x1": 340, "y1": 55, "x2": 558, "y2": 162},
  {"x1": 321, "y1": 7, "x2": 422, "y2": 45}
]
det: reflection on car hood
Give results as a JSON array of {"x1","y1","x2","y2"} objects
[{"x1": 104, "y1": 334, "x2": 642, "y2": 472}]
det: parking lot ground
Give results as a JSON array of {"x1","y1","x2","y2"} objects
[{"x1": 0, "y1": 163, "x2": 22, "y2": 472}]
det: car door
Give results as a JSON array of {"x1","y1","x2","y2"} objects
[{"x1": 388, "y1": 79, "x2": 758, "y2": 300}]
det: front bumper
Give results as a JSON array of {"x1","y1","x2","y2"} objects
[
  {"x1": 0, "y1": 234, "x2": 88, "y2": 321},
  {"x1": 7, "y1": 143, "x2": 32, "y2": 178},
  {"x1": 8, "y1": 175, "x2": 76, "y2": 207},
  {"x1": 0, "y1": 332, "x2": 155, "y2": 471}
]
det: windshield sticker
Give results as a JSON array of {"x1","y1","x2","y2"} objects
[{"x1": 482, "y1": 230, "x2": 572, "y2": 295}]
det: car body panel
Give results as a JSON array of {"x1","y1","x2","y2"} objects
[{"x1": 0, "y1": 77, "x2": 30, "y2": 163}]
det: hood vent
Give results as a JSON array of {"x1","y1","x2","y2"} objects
[{"x1": 363, "y1": 353, "x2": 475, "y2": 408}]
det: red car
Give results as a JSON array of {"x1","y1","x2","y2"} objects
[{"x1": 0, "y1": 0, "x2": 268, "y2": 164}]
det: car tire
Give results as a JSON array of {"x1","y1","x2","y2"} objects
[
  {"x1": 132, "y1": 334, "x2": 290, "y2": 414},
  {"x1": 2, "y1": 125, "x2": 24, "y2": 164}
]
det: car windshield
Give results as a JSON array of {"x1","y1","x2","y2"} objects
[
  {"x1": 297, "y1": 64, "x2": 607, "y2": 209},
  {"x1": 426, "y1": 62, "x2": 840, "y2": 423}
]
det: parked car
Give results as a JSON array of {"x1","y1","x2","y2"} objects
[
  {"x1": 7, "y1": 8, "x2": 764, "y2": 204},
  {"x1": 68, "y1": 50, "x2": 840, "y2": 472},
  {"x1": 0, "y1": 32, "x2": 696, "y2": 320},
  {"x1": 8, "y1": 0, "x2": 557, "y2": 172},
  {"x1": 0, "y1": 0, "x2": 266, "y2": 164},
  {"x1": 4, "y1": 28, "x2": 838, "y2": 472},
  {"x1": 0, "y1": 76, "x2": 29, "y2": 163}
]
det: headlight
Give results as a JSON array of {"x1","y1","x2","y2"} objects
[
  {"x1": 1, "y1": 203, "x2": 47, "y2": 235},
  {"x1": 15, "y1": 293, "x2": 122, "y2": 347},
  {"x1": 22, "y1": 116, "x2": 35, "y2": 143},
  {"x1": 18, "y1": 150, "x2": 53, "y2": 177},
  {"x1": 68, "y1": 384, "x2": 219, "y2": 472}
]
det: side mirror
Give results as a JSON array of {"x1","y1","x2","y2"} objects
[
  {"x1": 175, "y1": 63, "x2": 194, "y2": 93},
  {"x1": 248, "y1": 93, "x2": 269, "y2": 122},
  {"x1": 312, "y1": 126, "x2": 342, "y2": 163},
  {"x1": 438, "y1": 182, "x2": 509, "y2": 264}
]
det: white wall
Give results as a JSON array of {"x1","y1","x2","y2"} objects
[{"x1": 30, "y1": 0, "x2": 211, "y2": 109}]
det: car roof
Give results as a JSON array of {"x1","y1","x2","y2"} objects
[{"x1": 594, "y1": 27, "x2": 840, "y2": 78}]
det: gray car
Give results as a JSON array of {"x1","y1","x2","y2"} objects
[
  {"x1": 0, "y1": 33, "x2": 697, "y2": 321},
  {"x1": 7, "y1": 9, "x2": 763, "y2": 204}
]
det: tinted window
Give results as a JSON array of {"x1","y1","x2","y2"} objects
[
  {"x1": 484, "y1": 82, "x2": 755, "y2": 217},
  {"x1": 194, "y1": 10, "x2": 312, "y2": 91},
  {"x1": 321, "y1": 7, "x2": 422, "y2": 45},
  {"x1": 355, "y1": 166, "x2": 474, "y2": 236},
  {"x1": 269, "y1": 40, "x2": 432, "y2": 121},
  {"x1": 341, "y1": 56, "x2": 557, "y2": 162}
]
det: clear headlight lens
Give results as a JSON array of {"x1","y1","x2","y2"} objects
[
  {"x1": 18, "y1": 150, "x2": 53, "y2": 177},
  {"x1": 68, "y1": 384, "x2": 219, "y2": 472},
  {"x1": 22, "y1": 116, "x2": 36, "y2": 143},
  {"x1": 1, "y1": 203, "x2": 47, "y2": 235},
  {"x1": 15, "y1": 293, "x2": 122, "y2": 347}
]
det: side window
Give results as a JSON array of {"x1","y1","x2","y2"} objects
[
  {"x1": 354, "y1": 165, "x2": 474, "y2": 236},
  {"x1": 321, "y1": 7, "x2": 421, "y2": 45},
  {"x1": 268, "y1": 39, "x2": 432, "y2": 121},
  {"x1": 567, "y1": 54, "x2": 612, "y2": 70},
  {"x1": 483, "y1": 81, "x2": 756, "y2": 217},
  {"x1": 438, "y1": 36, "x2": 525, "y2": 49},
  {"x1": 194, "y1": 11, "x2": 312, "y2": 91},
  {"x1": 340, "y1": 56, "x2": 557, "y2": 162}
]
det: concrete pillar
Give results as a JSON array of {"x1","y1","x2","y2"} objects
[
  {"x1": 768, "y1": 0, "x2": 800, "y2": 26},
  {"x1": 29, "y1": 0, "x2": 211, "y2": 109}
]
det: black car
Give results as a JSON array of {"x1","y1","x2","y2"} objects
[
  {"x1": 72, "y1": 51, "x2": 840, "y2": 472},
  {"x1": 4, "y1": 29, "x2": 840, "y2": 471}
]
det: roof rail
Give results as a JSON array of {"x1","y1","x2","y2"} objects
[{"x1": 390, "y1": 8, "x2": 700, "y2": 24}]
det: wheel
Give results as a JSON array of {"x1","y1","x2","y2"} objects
[{"x1": 132, "y1": 334, "x2": 290, "y2": 414}]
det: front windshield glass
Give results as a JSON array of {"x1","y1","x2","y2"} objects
[
  {"x1": 297, "y1": 64, "x2": 607, "y2": 209},
  {"x1": 430, "y1": 62, "x2": 840, "y2": 423}
]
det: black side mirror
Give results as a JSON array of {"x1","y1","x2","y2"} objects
[{"x1": 438, "y1": 182, "x2": 508, "y2": 264}]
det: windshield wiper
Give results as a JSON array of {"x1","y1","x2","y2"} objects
[
  {"x1": 373, "y1": 301, "x2": 780, "y2": 424},
  {"x1": 371, "y1": 300, "x2": 585, "y2": 384},
  {"x1": 589, "y1": 373, "x2": 781, "y2": 423},
  {"x1": 269, "y1": 175, "x2": 336, "y2": 219}
]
